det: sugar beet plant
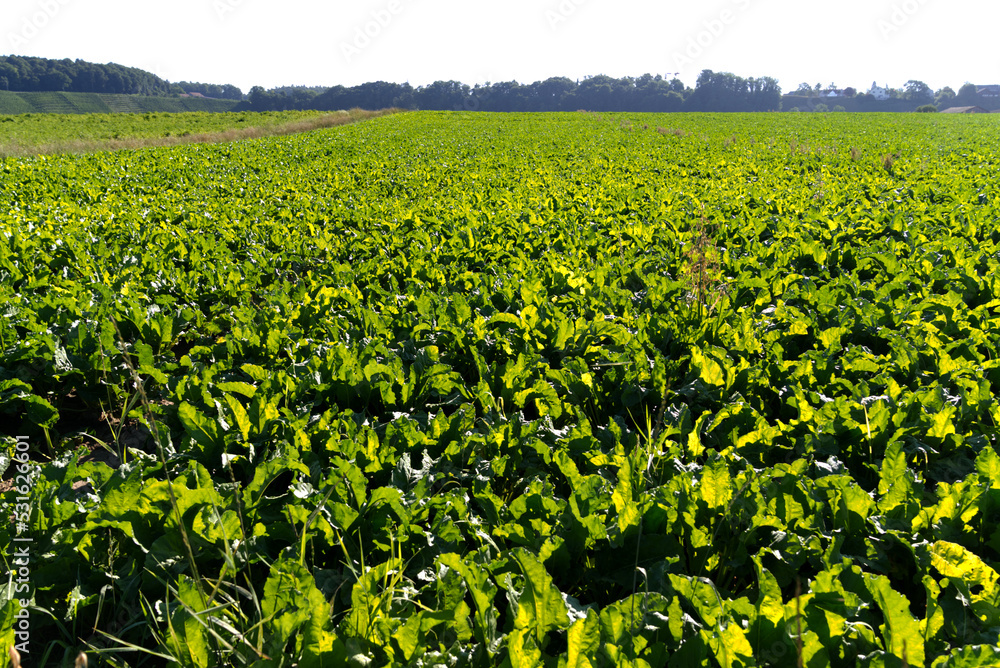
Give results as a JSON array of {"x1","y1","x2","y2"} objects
[{"x1": 5, "y1": 111, "x2": 1000, "y2": 666}]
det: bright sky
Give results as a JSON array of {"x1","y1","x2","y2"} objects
[{"x1": 2, "y1": 0, "x2": 996, "y2": 95}]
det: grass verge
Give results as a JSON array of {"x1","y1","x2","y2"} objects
[{"x1": 0, "y1": 108, "x2": 403, "y2": 157}]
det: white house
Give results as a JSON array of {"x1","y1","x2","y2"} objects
[{"x1": 869, "y1": 82, "x2": 890, "y2": 101}]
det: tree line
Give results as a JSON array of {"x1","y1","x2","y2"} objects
[
  {"x1": 243, "y1": 71, "x2": 783, "y2": 113},
  {"x1": 5, "y1": 55, "x2": 998, "y2": 114},
  {"x1": 0, "y1": 55, "x2": 240, "y2": 100}
]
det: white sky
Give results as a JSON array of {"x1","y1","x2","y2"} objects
[{"x1": 2, "y1": 0, "x2": 996, "y2": 95}]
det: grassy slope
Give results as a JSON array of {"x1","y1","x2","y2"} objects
[
  {"x1": 0, "y1": 108, "x2": 401, "y2": 156},
  {"x1": 0, "y1": 90, "x2": 239, "y2": 114}
]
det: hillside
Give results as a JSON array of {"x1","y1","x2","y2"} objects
[{"x1": 0, "y1": 90, "x2": 239, "y2": 114}]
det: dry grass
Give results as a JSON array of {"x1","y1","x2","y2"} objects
[
  {"x1": 0, "y1": 108, "x2": 403, "y2": 158},
  {"x1": 882, "y1": 151, "x2": 901, "y2": 173},
  {"x1": 681, "y1": 214, "x2": 726, "y2": 314}
]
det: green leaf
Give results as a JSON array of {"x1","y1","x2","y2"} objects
[
  {"x1": 0, "y1": 599, "x2": 19, "y2": 650},
  {"x1": 865, "y1": 574, "x2": 925, "y2": 667},
  {"x1": 136, "y1": 339, "x2": 167, "y2": 383},
  {"x1": 512, "y1": 549, "x2": 570, "y2": 644},
  {"x1": 565, "y1": 609, "x2": 599, "y2": 668},
  {"x1": 611, "y1": 453, "x2": 641, "y2": 536},
  {"x1": 877, "y1": 440, "x2": 915, "y2": 518},
  {"x1": 24, "y1": 394, "x2": 58, "y2": 427},
  {"x1": 927, "y1": 405, "x2": 957, "y2": 441},
  {"x1": 700, "y1": 455, "x2": 732, "y2": 511},
  {"x1": 438, "y1": 553, "x2": 498, "y2": 648},
  {"x1": 164, "y1": 575, "x2": 211, "y2": 668},
  {"x1": 930, "y1": 541, "x2": 1000, "y2": 622},
  {"x1": 878, "y1": 441, "x2": 907, "y2": 497},
  {"x1": 223, "y1": 394, "x2": 252, "y2": 441},
  {"x1": 391, "y1": 612, "x2": 424, "y2": 663},
  {"x1": 750, "y1": 558, "x2": 785, "y2": 649},
  {"x1": 818, "y1": 326, "x2": 847, "y2": 349},
  {"x1": 931, "y1": 645, "x2": 1000, "y2": 668},
  {"x1": 930, "y1": 541, "x2": 1000, "y2": 594},
  {"x1": 975, "y1": 446, "x2": 1000, "y2": 488},
  {"x1": 262, "y1": 558, "x2": 331, "y2": 651},
  {"x1": 136, "y1": 341, "x2": 155, "y2": 368},
  {"x1": 217, "y1": 381, "x2": 257, "y2": 398},
  {"x1": 177, "y1": 401, "x2": 223, "y2": 451},
  {"x1": 240, "y1": 363, "x2": 269, "y2": 382},
  {"x1": 691, "y1": 346, "x2": 725, "y2": 387},
  {"x1": 507, "y1": 627, "x2": 542, "y2": 668},
  {"x1": 922, "y1": 575, "x2": 944, "y2": 653}
]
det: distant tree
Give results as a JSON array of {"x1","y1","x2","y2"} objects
[
  {"x1": 478, "y1": 81, "x2": 522, "y2": 111},
  {"x1": 662, "y1": 91, "x2": 685, "y2": 111},
  {"x1": 916, "y1": 104, "x2": 938, "y2": 112},
  {"x1": 247, "y1": 86, "x2": 282, "y2": 111},
  {"x1": 532, "y1": 77, "x2": 576, "y2": 111},
  {"x1": 832, "y1": 105, "x2": 846, "y2": 112},
  {"x1": 747, "y1": 76, "x2": 782, "y2": 111},
  {"x1": 686, "y1": 70, "x2": 740, "y2": 111},
  {"x1": 633, "y1": 74, "x2": 685, "y2": 112},
  {"x1": 577, "y1": 74, "x2": 623, "y2": 111},
  {"x1": 41, "y1": 71, "x2": 72, "y2": 91},
  {"x1": 414, "y1": 80, "x2": 470, "y2": 110},
  {"x1": 904, "y1": 80, "x2": 933, "y2": 104},
  {"x1": 843, "y1": 87, "x2": 857, "y2": 97},
  {"x1": 0, "y1": 55, "x2": 173, "y2": 95},
  {"x1": 177, "y1": 81, "x2": 244, "y2": 100},
  {"x1": 934, "y1": 86, "x2": 956, "y2": 107},
  {"x1": 813, "y1": 103, "x2": 829, "y2": 112},
  {"x1": 794, "y1": 83, "x2": 813, "y2": 96},
  {"x1": 788, "y1": 107, "x2": 801, "y2": 112},
  {"x1": 956, "y1": 82, "x2": 980, "y2": 106},
  {"x1": 684, "y1": 70, "x2": 780, "y2": 112}
]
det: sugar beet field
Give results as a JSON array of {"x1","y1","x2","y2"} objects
[{"x1": 5, "y1": 111, "x2": 1000, "y2": 666}]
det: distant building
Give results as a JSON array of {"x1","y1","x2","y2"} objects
[
  {"x1": 978, "y1": 85, "x2": 1000, "y2": 98},
  {"x1": 941, "y1": 106, "x2": 990, "y2": 113},
  {"x1": 869, "y1": 82, "x2": 890, "y2": 100}
]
